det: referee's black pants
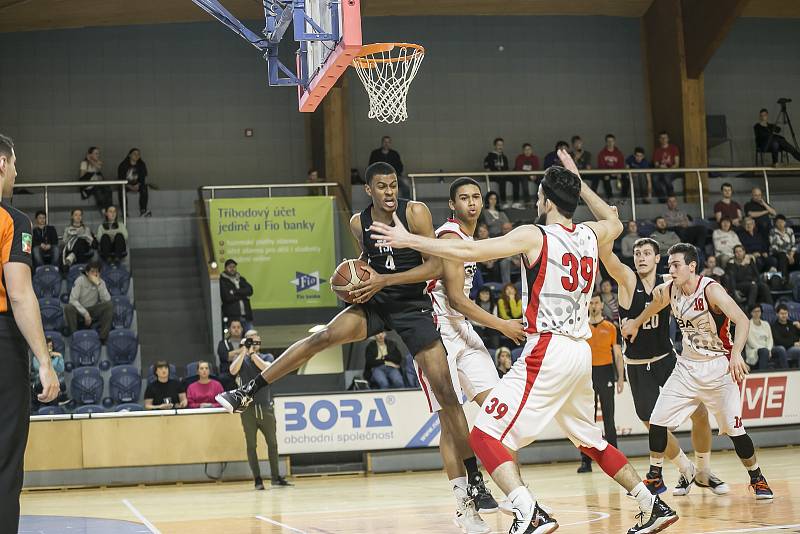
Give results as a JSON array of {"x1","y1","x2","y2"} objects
[
  {"x1": 581, "y1": 364, "x2": 617, "y2": 464},
  {"x1": 0, "y1": 322, "x2": 31, "y2": 533}
]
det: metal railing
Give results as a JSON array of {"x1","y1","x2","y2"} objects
[
  {"x1": 408, "y1": 167, "x2": 800, "y2": 221},
  {"x1": 13, "y1": 180, "x2": 129, "y2": 223},
  {"x1": 199, "y1": 182, "x2": 341, "y2": 199}
]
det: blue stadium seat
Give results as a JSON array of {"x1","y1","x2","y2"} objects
[
  {"x1": 70, "y1": 367, "x2": 104, "y2": 405},
  {"x1": 511, "y1": 347, "x2": 524, "y2": 363},
  {"x1": 39, "y1": 298, "x2": 65, "y2": 331},
  {"x1": 185, "y1": 361, "x2": 200, "y2": 380},
  {"x1": 111, "y1": 295, "x2": 134, "y2": 329},
  {"x1": 33, "y1": 265, "x2": 62, "y2": 299},
  {"x1": 109, "y1": 365, "x2": 142, "y2": 404},
  {"x1": 481, "y1": 282, "x2": 504, "y2": 297},
  {"x1": 147, "y1": 363, "x2": 177, "y2": 383},
  {"x1": 64, "y1": 264, "x2": 87, "y2": 302},
  {"x1": 761, "y1": 303, "x2": 776, "y2": 324},
  {"x1": 44, "y1": 330, "x2": 65, "y2": 354},
  {"x1": 787, "y1": 302, "x2": 800, "y2": 322},
  {"x1": 74, "y1": 404, "x2": 105, "y2": 414},
  {"x1": 637, "y1": 221, "x2": 655, "y2": 237},
  {"x1": 70, "y1": 330, "x2": 101, "y2": 368},
  {"x1": 37, "y1": 406, "x2": 66, "y2": 416},
  {"x1": 115, "y1": 403, "x2": 145, "y2": 412},
  {"x1": 102, "y1": 265, "x2": 131, "y2": 296},
  {"x1": 106, "y1": 329, "x2": 138, "y2": 366}
]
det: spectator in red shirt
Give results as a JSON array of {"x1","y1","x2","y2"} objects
[
  {"x1": 513, "y1": 143, "x2": 539, "y2": 206},
  {"x1": 596, "y1": 133, "x2": 624, "y2": 198},
  {"x1": 186, "y1": 361, "x2": 224, "y2": 408},
  {"x1": 714, "y1": 182, "x2": 743, "y2": 226},
  {"x1": 653, "y1": 131, "x2": 680, "y2": 202}
]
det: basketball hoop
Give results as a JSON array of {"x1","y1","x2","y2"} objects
[{"x1": 352, "y1": 43, "x2": 425, "y2": 124}]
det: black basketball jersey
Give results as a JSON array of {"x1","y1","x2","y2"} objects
[
  {"x1": 619, "y1": 275, "x2": 674, "y2": 360},
  {"x1": 360, "y1": 199, "x2": 426, "y2": 299}
]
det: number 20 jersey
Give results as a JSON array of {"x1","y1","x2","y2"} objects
[{"x1": 521, "y1": 223, "x2": 598, "y2": 340}]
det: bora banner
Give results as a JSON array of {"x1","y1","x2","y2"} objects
[{"x1": 209, "y1": 197, "x2": 337, "y2": 309}]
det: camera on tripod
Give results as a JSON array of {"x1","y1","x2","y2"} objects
[{"x1": 778, "y1": 97, "x2": 792, "y2": 106}]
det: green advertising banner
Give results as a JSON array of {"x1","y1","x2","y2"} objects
[{"x1": 209, "y1": 197, "x2": 337, "y2": 309}]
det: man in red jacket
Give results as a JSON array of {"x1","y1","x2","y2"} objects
[{"x1": 596, "y1": 133, "x2": 625, "y2": 199}]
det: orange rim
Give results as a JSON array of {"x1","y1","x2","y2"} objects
[{"x1": 352, "y1": 42, "x2": 425, "y2": 68}]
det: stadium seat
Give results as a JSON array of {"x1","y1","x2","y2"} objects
[
  {"x1": 102, "y1": 264, "x2": 131, "y2": 296},
  {"x1": 37, "y1": 406, "x2": 66, "y2": 416},
  {"x1": 109, "y1": 365, "x2": 143, "y2": 404},
  {"x1": 106, "y1": 329, "x2": 138, "y2": 366},
  {"x1": 39, "y1": 297, "x2": 65, "y2": 331},
  {"x1": 147, "y1": 363, "x2": 177, "y2": 383},
  {"x1": 637, "y1": 220, "x2": 655, "y2": 237},
  {"x1": 787, "y1": 302, "x2": 800, "y2": 322},
  {"x1": 70, "y1": 330, "x2": 102, "y2": 368},
  {"x1": 111, "y1": 295, "x2": 134, "y2": 329},
  {"x1": 511, "y1": 347, "x2": 524, "y2": 363},
  {"x1": 64, "y1": 264, "x2": 87, "y2": 302},
  {"x1": 481, "y1": 282, "x2": 504, "y2": 297},
  {"x1": 44, "y1": 330, "x2": 65, "y2": 354},
  {"x1": 761, "y1": 303, "x2": 776, "y2": 323},
  {"x1": 70, "y1": 367, "x2": 104, "y2": 405},
  {"x1": 115, "y1": 403, "x2": 145, "y2": 412},
  {"x1": 33, "y1": 265, "x2": 62, "y2": 299},
  {"x1": 185, "y1": 361, "x2": 200, "y2": 380},
  {"x1": 74, "y1": 404, "x2": 105, "y2": 414}
]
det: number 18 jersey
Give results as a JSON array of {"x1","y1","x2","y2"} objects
[{"x1": 522, "y1": 223, "x2": 598, "y2": 340}]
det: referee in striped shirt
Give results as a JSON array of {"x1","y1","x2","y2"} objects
[{"x1": 0, "y1": 134, "x2": 59, "y2": 532}]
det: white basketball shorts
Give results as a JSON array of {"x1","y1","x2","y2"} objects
[
  {"x1": 473, "y1": 332, "x2": 606, "y2": 452},
  {"x1": 415, "y1": 319, "x2": 499, "y2": 413},
  {"x1": 650, "y1": 356, "x2": 746, "y2": 437}
]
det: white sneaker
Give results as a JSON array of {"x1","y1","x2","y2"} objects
[
  {"x1": 695, "y1": 470, "x2": 731, "y2": 495},
  {"x1": 500, "y1": 493, "x2": 553, "y2": 516},
  {"x1": 454, "y1": 487, "x2": 490, "y2": 534},
  {"x1": 511, "y1": 202, "x2": 525, "y2": 209}
]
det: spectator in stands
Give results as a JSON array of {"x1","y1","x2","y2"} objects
[
  {"x1": 650, "y1": 217, "x2": 681, "y2": 257},
  {"x1": 571, "y1": 135, "x2": 592, "y2": 170},
  {"x1": 513, "y1": 143, "x2": 539, "y2": 205},
  {"x1": 64, "y1": 261, "x2": 113, "y2": 342},
  {"x1": 229, "y1": 330, "x2": 289, "y2": 489},
  {"x1": 596, "y1": 133, "x2": 624, "y2": 198},
  {"x1": 746, "y1": 304, "x2": 785, "y2": 371},
  {"x1": 499, "y1": 222, "x2": 521, "y2": 284},
  {"x1": 97, "y1": 205, "x2": 128, "y2": 264},
  {"x1": 770, "y1": 304, "x2": 800, "y2": 368},
  {"x1": 497, "y1": 283, "x2": 522, "y2": 322},
  {"x1": 754, "y1": 108, "x2": 800, "y2": 165},
  {"x1": 744, "y1": 187, "x2": 776, "y2": 240},
  {"x1": 619, "y1": 221, "x2": 639, "y2": 268},
  {"x1": 727, "y1": 245, "x2": 773, "y2": 311},
  {"x1": 496, "y1": 347, "x2": 512, "y2": 377},
  {"x1": 117, "y1": 148, "x2": 151, "y2": 217},
  {"x1": 738, "y1": 216, "x2": 773, "y2": 272},
  {"x1": 305, "y1": 169, "x2": 323, "y2": 196},
  {"x1": 62, "y1": 208, "x2": 96, "y2": 268},
  {"x1": 700, "y1": 255, "x2": 726, "y2": 284},
  {"x1": 79, "y1": 146, "x2": 112, "y2": 210},
  {"x1": 769, "y1": 214, "x2": 796, "y2": 278},
  {"x1": 625, "y1": 147, "x2": 653, "y2": 203},
  {"x1": 144, "y1": 360, "x2": 187, "y2": 409},
  {"x1": 31, "y1": 210, "x2": 60, "y2": 268},
  {"x1": 652, "y1": 131, "x2": 679, "y2": 201},
  {"x1": 220, "y1": 258, "x2": 254, "y2": 331},
  {"x1": 473, "y1": 286, "x2": 500, "y2": 349},
  {"x1": 369, "y1": 136, "x2": 407, "y2": 197},
  {"x1": 662, "y1": 195, "x2": 707, "y2": 250},
  {"x1": 481, "y1": 191, "x2": 510, "y2": 237},
  {"x1": 543, "y1": 140, "x2": 570, "y2": 169},
  {"x1": 217, "y1": 318, "x2": 245, "y2": 389},
  {"x1": 714, "y1": 183, "x2": 742, "y2": 226},
  {"x1": 484, "y1": 137, "x2": 512, "y2": 208},
  {"x1": 364, "y1": 331, "x2": 404, "y2": 389},
  {"x1": 31, "y1": 337, "x2": 67, "y2": 406},
  {"x1": 185, "y1": 361, "x2": 224, "y2": 408},
  {"x1": 713, "y1": 217, "x2": 742, "y2": 266},
  {"x1": 599, "y1": 279, "x2": 619, "y2": 323}
]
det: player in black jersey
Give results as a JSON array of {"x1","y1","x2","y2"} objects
[
  {"x1": 598, "y1": 235, "x2": 730, "y2": 496},
  {"x1": 216, "y1": 162, "x2": 497, "y2": 515}
]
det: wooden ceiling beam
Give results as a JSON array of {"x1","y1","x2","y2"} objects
[{"x1": 682, "y1": 0, "x2": 751, "y2": 79}]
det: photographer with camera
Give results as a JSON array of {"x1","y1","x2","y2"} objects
[
  {"x1": 755, "y1": 106, "x2": 800, "y2": 165},
  {"x1": 229, "y1": 330, "x2": 291, "y2": 489}
]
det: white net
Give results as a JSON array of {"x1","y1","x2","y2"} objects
[{"x1": 352, "y1": 44, "x2": 425, "y2": 124}]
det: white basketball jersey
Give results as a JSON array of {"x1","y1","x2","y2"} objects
[
  {"x1": 522, "y1": 223, "x2": 598, "y2": 339},
  {"x1": 426, "y1": 219, "x2": 477, "y2": 320},
  {"x1": 670, "y1": 276, "x2": 732, "y2": 361}
]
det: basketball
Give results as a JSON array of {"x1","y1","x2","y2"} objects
[{"x1": 330, "y1": 259, "x2": 370, "y2": 303}]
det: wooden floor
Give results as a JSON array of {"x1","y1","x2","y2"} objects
[{"x1": 21, "y1": 447, "x2": 800, "y2": 534}]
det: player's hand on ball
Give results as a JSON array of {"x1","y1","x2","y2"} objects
[
  {"x1": 500, "y1": 319, "x2": 526, "y2": 345},
  {"x1": 729, "y1": 354, "x2": 749, "y2": 384},
  {"x1": 369, "y1": 212, "x2": 413, "y2": 249},
  {"x1": 349, "y1": 264, "x2": 386, "y2": 304}
]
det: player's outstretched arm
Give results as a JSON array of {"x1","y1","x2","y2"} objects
[
  {"x1": 369, "y1": 212, "x2": 540, "y2": 263},
  {"x1": 598, "y1": 238, "x2": 637, "y2": 304},
  {"x1": 620, "y1": 281, "x2": 671, "y2": 342},
  {"x1": 440, "y1": 234, "x2": 526, "y2": 345},
  {"x1": 705, "y1": 282, "x2": 750, "y2": 383}
]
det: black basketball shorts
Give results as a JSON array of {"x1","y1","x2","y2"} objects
[
  {"x1": 626, "y1": 353, "x2": 677, "y2": 422},
  {"x1": 361, "y1": 291, "x2": 441, "y2": 356}
]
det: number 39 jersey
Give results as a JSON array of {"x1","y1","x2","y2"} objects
[{"x1": 522, "y1": 223, "x2": 598, "y2": 340}]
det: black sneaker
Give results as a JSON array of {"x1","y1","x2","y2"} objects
[
  {"x1": 468, "y1": 472, "x2": 498, "y2": 514},
  {"x1": 215, "y1": 387, "x2": 253, "y2": 414},
  {"x1": 644, "y1": 470, "x2": 667, "y2": 495},
  {"x1": 627, "y1": 495, "x2": 678, "y2": 534},
  {"x1": 271, "y1": 476, "x2": 293, "y2": 487},
  {"x1": 254, "y1": 477, "x2": 264, "y2": 490},
  {"x1": 695, "y1": 472, "x2": 730, "y2": 495},
  {"x1": 749, "y1": 475, "x2": 774, "y2": 500},
  {"x1": 510, "y1": 502, "x2": 558, "y2": 534},
  {"x1": 577, "y1": 459, "x2": 592, "y2": 473}
]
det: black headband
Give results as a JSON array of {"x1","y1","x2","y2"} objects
[{"x1": 541, "y1": 176, "x2": 578, "y2": 214}]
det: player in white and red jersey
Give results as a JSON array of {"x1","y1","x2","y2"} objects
[
  {"x1": 370, "y1": 150, "x2": 678, "y2": 534},
  {"x1": 622, "y1": 243, "x2": 774, "y2": 501},
  {"x1": 419, "y1": 177, "x2": 527, "y2": 532}
]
